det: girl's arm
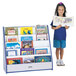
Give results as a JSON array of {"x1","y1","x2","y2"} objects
[
  {"x1": 51, "y1": 25, "x2": 62, "y2": 30},
  {"x1": 65, "y1": 25, "x2": 69, "y2": 29}
]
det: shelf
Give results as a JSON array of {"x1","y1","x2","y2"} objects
[{"x1": 6, "y1": 54, "x2": 51, "y2": 58}]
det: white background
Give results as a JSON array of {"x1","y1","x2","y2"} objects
[{"x1": 0, "y1": 0, "x2": 76, "y2": 75}]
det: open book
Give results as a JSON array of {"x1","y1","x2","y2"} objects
[{"x1": 53, "y1": 16, "x2": 73, "y2": 27}]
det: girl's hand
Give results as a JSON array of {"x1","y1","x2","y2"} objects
[
  {"x1": 65, "y1": 25, "x2": 69, "y2": 29},
  {"x1": 56, "y1": 25, "x2": 62, "y2": 29},
  {"x1": 51, "y1": 25, "x2": 62, "y2": 30}
]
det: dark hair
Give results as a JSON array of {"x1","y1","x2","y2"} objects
[{"x1": 55, "y1": 2, "x2": 66, "y2": 17}]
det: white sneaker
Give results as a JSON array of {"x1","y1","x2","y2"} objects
[
  {"x1": 60, "y1": 60, "x2": 65, "y2": 66},
  {"x1": 56, "y1": 60, "x2": 60, "y2": 66}
]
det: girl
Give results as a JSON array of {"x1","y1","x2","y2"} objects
[{"x1": 51, "y1": 2, "x2": 69, "y2": 66}]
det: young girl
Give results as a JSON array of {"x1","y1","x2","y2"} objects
[{"x1": 51, "y1": 2, "x2": 69, "y2": 66}]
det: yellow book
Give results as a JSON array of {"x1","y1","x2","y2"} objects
[{"x1": 20, "y1": 27, "x2": 33, "y2": 35}]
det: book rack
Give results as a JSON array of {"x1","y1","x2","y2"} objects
[{"x1": 3, "y1": 25, "x2": 53, "y2": 73}]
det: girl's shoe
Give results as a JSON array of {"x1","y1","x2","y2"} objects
[
  {"x1": 56, "y1": 60, "x2": 60, "y2": 66},
  {"x1": 60, "y1": 60, "x2": 65, "y2": 66}
]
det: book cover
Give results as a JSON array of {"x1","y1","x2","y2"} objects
[
  {"x1": 35, "y1": 56, "x2": 51, "y2": 63},
  {"x1": 20, "y1": 48, "x2": 34, "y2": 55},
  {"x1": 23, "y1": 57, "x2": 34, "y2": 63},
  {"x1": 20, "y1": 27, "x2": 33, "y2": 35},
  {"x1": 21, "y1": 36, "x2": 33, "y2": 41},
  {"x1": 21, "y1": 41, "x2": 33, "y2": 48},
  {"x1": 35, "y1": 48, "x2": 48, "y2": 54},
  {"x1": 53, "y1": 16, "x2": 73, "y2": 27},
  {"x1": 36, "y1": 25, "x2": 48, "y2": 34},
  {"x1": 5, "y1": 27, "x2": 18, "y2": 35},
  {"x1": 7, "y1": 58, "x2": 23, "y2": 65},
  {"x1": 7, "y1": 36, "x2": 18, "y2": 42},
  {"x1": 6, "y1": 50, "x2": 17, "y2": 56},
  {"x1": 6, "y1": 42, "x2": 20, "y2": 49},
  {"x1": 36, "y1": 33, "x2": 48, "y2": 41}
]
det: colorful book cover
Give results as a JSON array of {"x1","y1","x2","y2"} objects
[
  {"x1": 5, "y1": 27, "x2": 18, "y2": 35},
  {"x1": 23, "y1": 57, "x2": 34, "y2": 63},
  {"x1": 21, "y1": 41, "x2": 33, "y2": 48},
  {"x1": 20, "y1": 48, "x2": 34, "y2": 55},
  {"x1": 53, "y1": 16, "x2": 73, "y2": 27},
  {"x1": 20, "y1": 27, "x2": 33, "y2": 35},
  {"x1": 35, "y1": 56, "x2": 51, "y2": 63},
  {"x1": 6, "y1": 42, "x2": 20, "y2": 49},
  {"x1": 36, "y1": 33, "x2": 48, "y2": 41},
  {"x1": 21, "y1": 36, "x2": 33, "y2": 41},
  {"x1": 7, "y1": 36, "x2": 18, "y2": 42},
  {"x1": 35, "y1": 48, "x2": 48, "y2": 54},
  {"x1": 21, "y1": 36, "x2": 33, "y2": 48},
  {"x1": 7, "y1": 58, "x2": 23, "y2": 65},
  {"x1": 36, "y1": 25, "x2": 48, "y2": 34},
  {"x1": 6, "y1": 50, "x2": 17, "y2": 56}
]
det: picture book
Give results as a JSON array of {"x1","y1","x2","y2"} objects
[
  {"x1": 35, "y1": 48, "x2": 48, "y2": 54},
  {"x1": 7, "y1": 36, "x2": 18, "y2": 42},
  {"x1": 36, "y1": 33, "x2": 48, "y2": 41},
  {"x1": 21, "y1": 36, "x2": 33, "y2": 41},
  {"x1": 6, "y1": 42, "x2": 20, "y2": 49},
  {"x1": 23, "y1": 57, "x2": 34, "y2": 63},
  {"x1": 35, "y1": 56, "x2": 51, "y2": 63},
  {"x1": 53, "y1": 16, "x2": 73, "y2": 27},
  {"x1": 36, "y1": 25, "x2": 48, "y2": 34},
  {"x1": 21, "y1": 41, "x2": 33, "y2": 48},
  {"x1": 7, "y1": 58, "x2": 23, "y2": 65},
  {"x1": 20, "y1": 27, "x2": 33, "y2": 35},
  {"x1": 20, "y1": 48, "x2": 34, "y2": 55},
  {"x1": 5, "y1": 27, "x2": 18, "y2": 35},
  {"x1": 6, "y1": 50, "x2": 17, "y2": 56}
]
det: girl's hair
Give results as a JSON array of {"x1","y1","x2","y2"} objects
[{"x1": 55, "y1": 2, "x2": 66, "y2": 17}]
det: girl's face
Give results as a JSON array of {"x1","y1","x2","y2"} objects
[{"x1": 58, "y1": 6, "x2": 64, "y2": 16}]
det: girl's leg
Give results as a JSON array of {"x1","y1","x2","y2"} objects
[
  {"x1": 60, "y1": 48, "x2": 64, "y2": 59},
  {"x1": 60, "y1": 48, "x2": 65, "y2": 66},
  {"x1": 56, "y1": 48, "x2": 60, "y2": 59},
  {"x1": 56, "y1": 48, "x2": 60, "y2": 66}
]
